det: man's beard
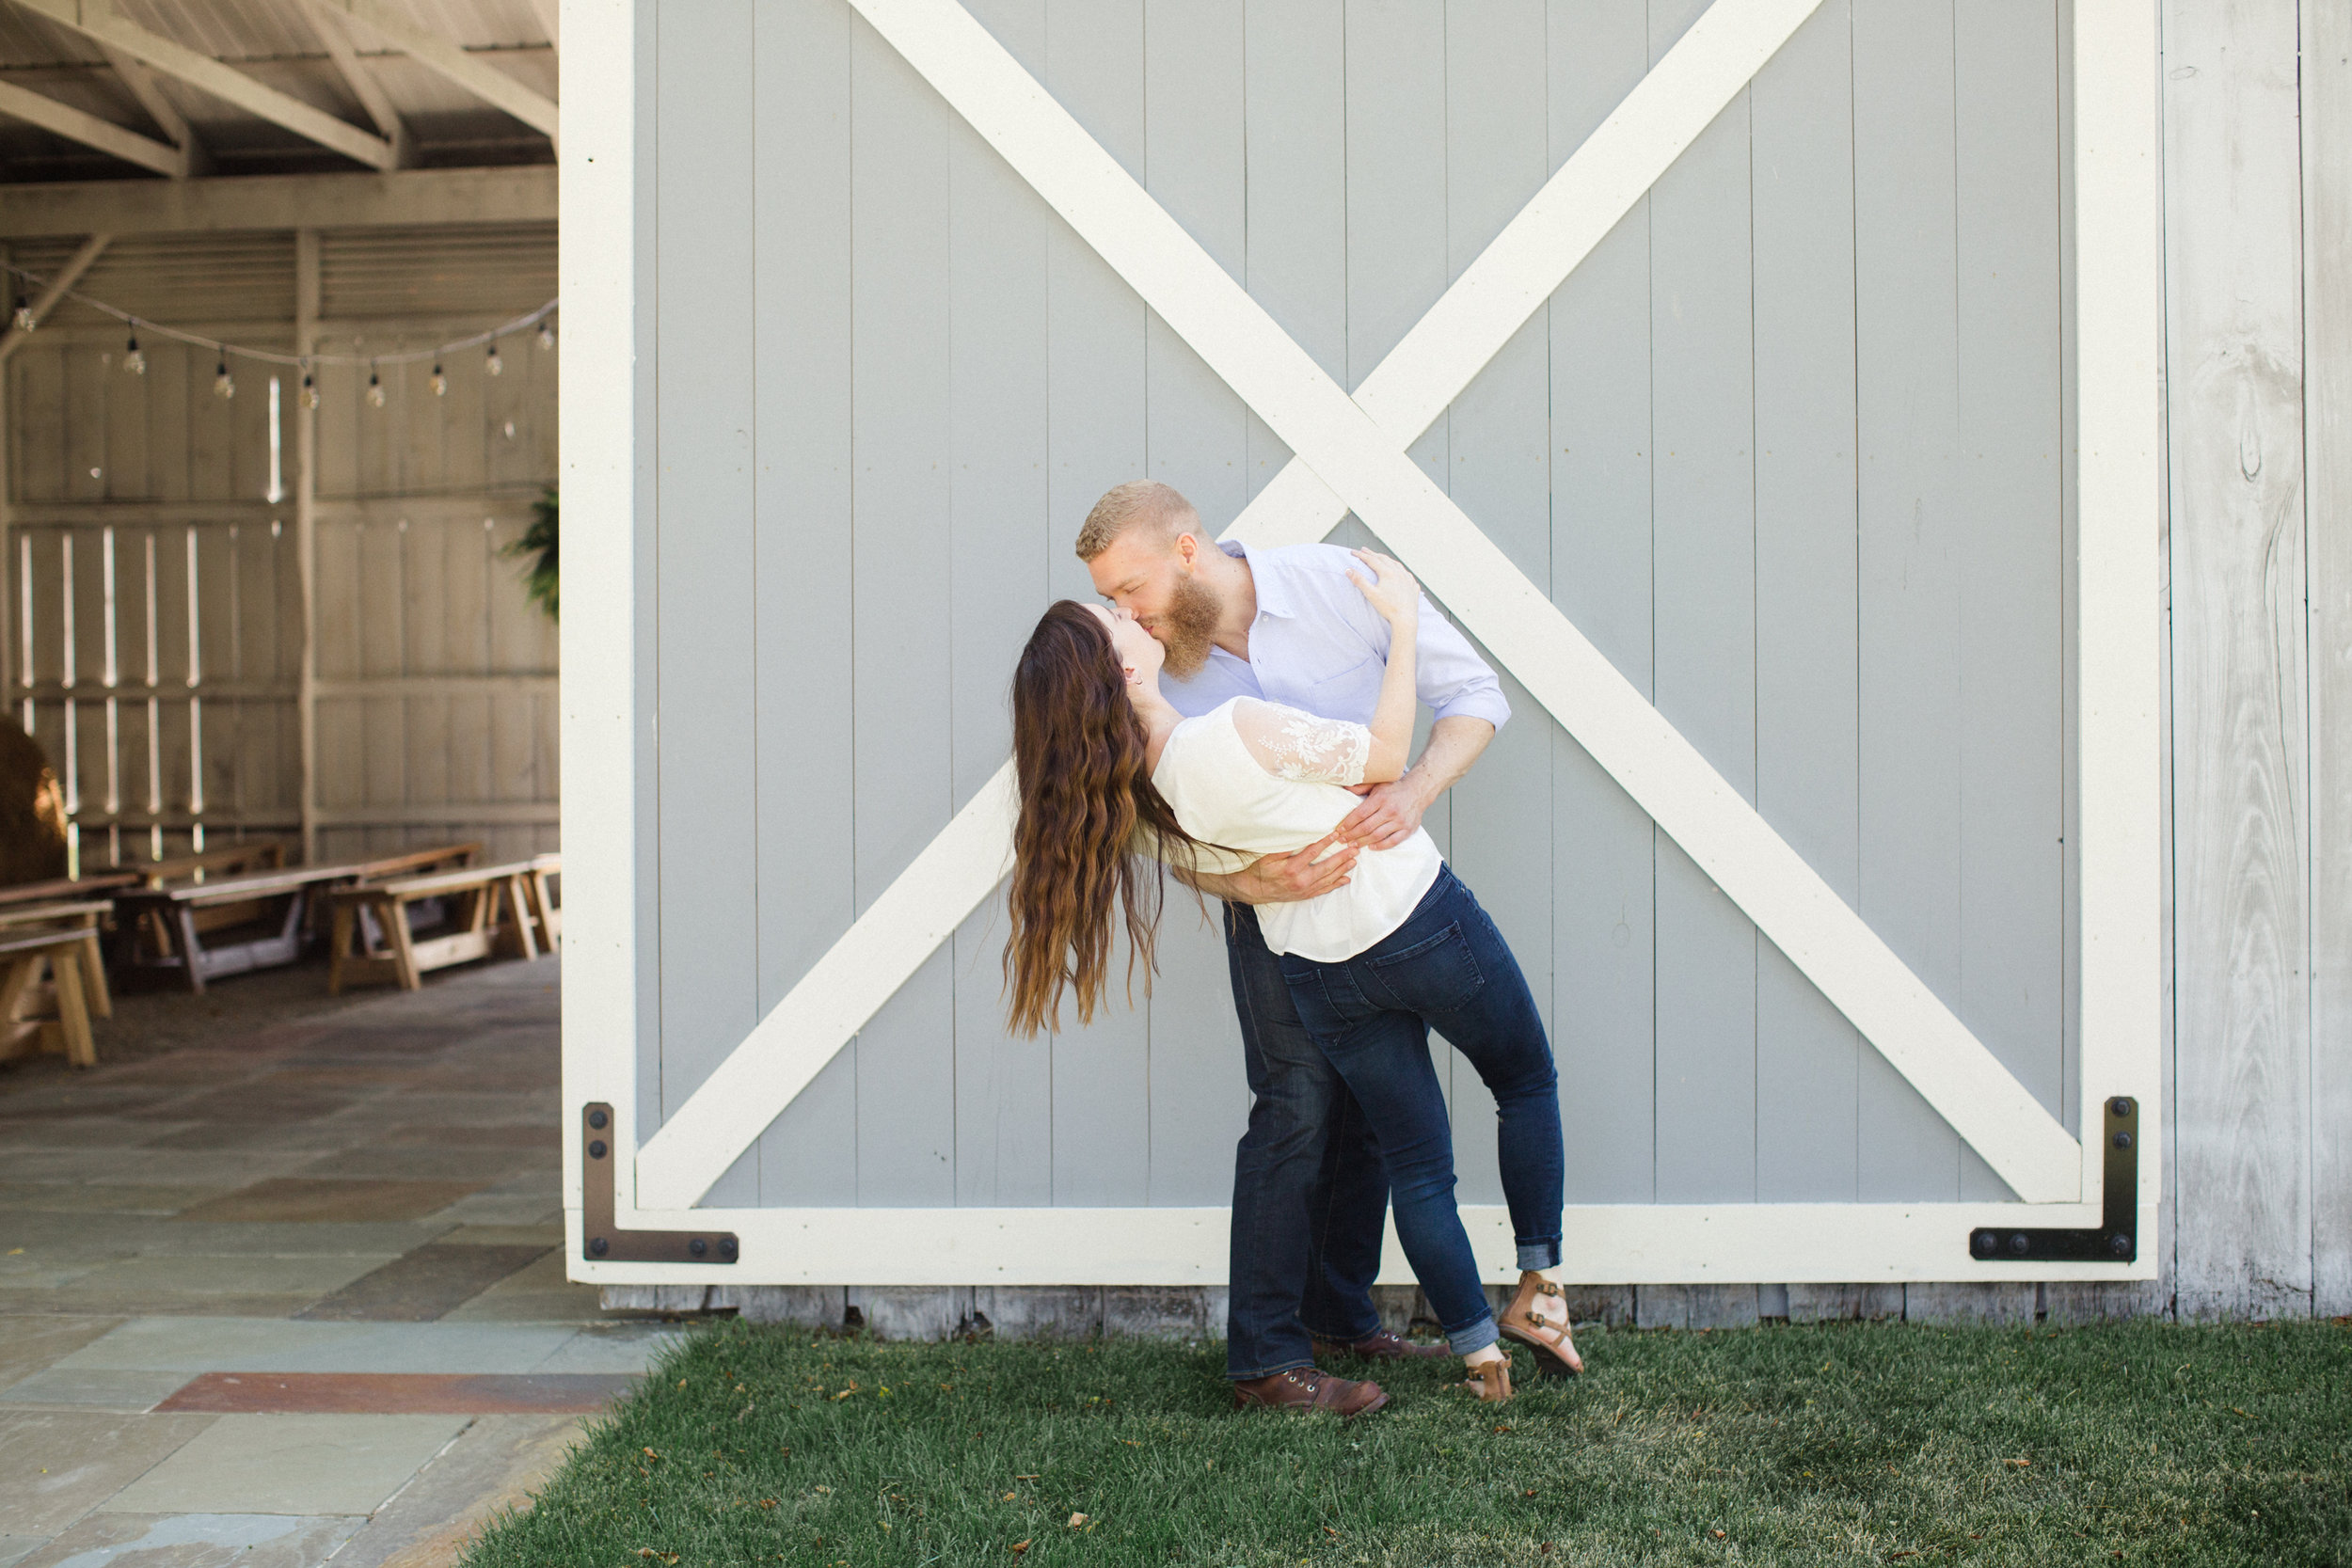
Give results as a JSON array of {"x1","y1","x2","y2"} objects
[{"x1": 1154, "y1": 571, "x2": 1222, "y2": 679}]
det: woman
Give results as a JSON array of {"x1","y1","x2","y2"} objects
[{"x1": 1005, "y1": 552, "x2": 1580, "y2": 1402}]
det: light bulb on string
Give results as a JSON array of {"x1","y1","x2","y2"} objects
[
  {"x1": 537, "y1": 320, "x2": 555, "y2": 351},
  {"x1": 212, "y1": 358, "x2": 234, "y2": 401},
  {"x1": 485, "y1": 342, "x2": 502, "y2": 377},
  {"x1": 299, "y1": 371, "x2": 319, "y2": 410},
  {"x1": 430, "y1": 363, "x2": 447, "y2": 397},
  {"x1": 12, "y1": 295, "x2": 35, "y2": 332},
  {"x1": 366, "y1": 364, "x2": 385, "y2": 408},
  {"x1": 122, "y1": 326, "x2": 144, "y2": 376}
]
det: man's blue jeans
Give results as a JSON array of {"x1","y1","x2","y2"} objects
[
  {"x1": 1277, "y1": 866, "x2": 1565, "y2": 1356},
  {"x1": 1223, "y1": 899, "x2": 1392, "y2": 1380}
]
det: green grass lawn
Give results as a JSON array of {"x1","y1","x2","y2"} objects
[{"x1": 465, "y1": 1317, "x2": 2350, "y2": 1567}]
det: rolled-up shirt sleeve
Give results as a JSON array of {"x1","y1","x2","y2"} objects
[{"x1": 1410, "y1": 591, "x2": 1511, "y2": 731}]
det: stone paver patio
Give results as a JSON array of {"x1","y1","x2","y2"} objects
[{"x1": 0, "y1": 951, "x2": 669, "y2": 1567}]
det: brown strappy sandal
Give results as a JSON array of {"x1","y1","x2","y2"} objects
[
  {"x1": 1463, "y1": 1351, "x2": 1514, "y2": 1402},
  {"x1": 1498, "y1": 1276, "x2": 1583, "y2": 1377}
]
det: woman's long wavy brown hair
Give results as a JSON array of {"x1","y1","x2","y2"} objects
[{"x1": 1005, "y1": 601, "x2": 1208, "y2": 1037}]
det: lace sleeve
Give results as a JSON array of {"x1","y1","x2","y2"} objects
[{"x1": 1232, "y1": 698, "x2": 1374, "y2": 786}]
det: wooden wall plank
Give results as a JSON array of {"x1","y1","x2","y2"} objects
[
  {"x1": 2310, "y1": 0, "x2": 2352, "y2": 1320},
  {"x1": 1546, "y1": 0, "x2": 1657, "y2": 1204},
  {"x1": 651, "y1": 0, "x2": 763, "y2": 1206},
  {"x1": 1033, "y1": 0, "x2": 1152, "y2": 1206},
  {"x1": 1853, "y1": 0, "x2": 1964, "y2": 1200},
  {"x1": 1439, "y1": 0, "x2": 1552, "y2": 1208},
  {"x1": 2165, "y1": 0, "x2": 2311, "y2": 1320},
  {"x1": 752, "y1": 0, "x2": 860, "y2": 1207},
  {"x1": 1751, "y1": 0, "x2": 1862, "y2": 1202},
  {"x1": 949, "y1": 0, "x2": 1055, "y2": 1208},
  {"x1": 1141, "y1": 0, "x2": 1255, "y2": 1207},
  {"x1": 1648, "y1": 0, "x2": 1757, "y2": 1203},
  {"x1": 849, "y1": 10, "x2": 958, "y2": 1207},
  {"x1": 1953, "y1": 0, "x2": 2064, "y2": 1205}
]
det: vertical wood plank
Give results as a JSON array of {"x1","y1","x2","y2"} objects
[
  {"x1": 1853, "y1": 0, "x2": 1964, "y2": 1200},
  {"x1": 850, "y1": 10, "x2": 958, "y2": 1206},
  {"x1": 752, "y1": 0, "x2": 860, "y2": 1207},
  {"x1": 1751, "y1": 0, "x2": 1861, "y2": 1202},
  {"x1": 651, "y1": 0, "x2": 763, "y2": 1205},
  {"x1": 1139, "y1": 0, "x2": 1252, "y2": 1206},
  {"x1": 2165, "y1": 0, "x2": 2311, "y2": 1319},
  {"x1": 1039, "y1": 0, "x2": 1152, "y2": 1205},
  {"x1": 1954, "y1": 0, "x2": 2064, "y2": 1203},
  {"x1": 2309, "y1": 0, "x2": 2352, "y2": 1319},
  {"x1": 1547, "y1": 0, "x2": 1657, "y2": 1204},
  {"x1": 1439, "y1": 0, "x2": 1553, "y2": 1207},
  {"x1": 1649, "y1": 0, "x2": 1756, "y2": 1203},
  {"x1": 949, "y1": 0, "x2": 1055, "y2": 1207}
]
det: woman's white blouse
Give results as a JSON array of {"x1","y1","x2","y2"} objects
[{"x1": 1152, "y1": 697, "x2": 1443, "y2": 963}]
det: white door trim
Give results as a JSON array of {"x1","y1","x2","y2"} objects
[{"x1": 565, "y1": 0, "x2": 2163, "y2": 1281}]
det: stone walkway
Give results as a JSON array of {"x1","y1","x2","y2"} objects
[{"x1": 0, "y1": 953, "x2": 669, "y2": 1567}]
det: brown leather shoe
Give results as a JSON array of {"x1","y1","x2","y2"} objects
[
  {"x1": 1231, "y1": 1367, "x2": 1390, "y2": 1418},
  {"x1": 1312, "y1": 1327, "x2": 1451, "y2": 1362}
]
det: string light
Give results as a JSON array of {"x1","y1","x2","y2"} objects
[
  {"x1": 212, "y1": 359, "x2": 233, "y2": 400},
  {"x1": 485, "y1": 342, "x2": 502, "y2": 377},
  {"x1": 430, "y1": 362, "x2": 447, "y2": 397},
  {"x1": 366, "y1": 365, "x2": 385, "y2": 408},
  {"x1": 0, "y1": 260, "x2": 553, "y2": 375},
  {"x1": 537, "y1": 321, "x2": 555, "y2": 351},
  {"x1": 122, "y1": 326, "x2": 144, "y2": 376},
  {"x1": 299, "y1": 371, "x2": 319, "y2": 410}
]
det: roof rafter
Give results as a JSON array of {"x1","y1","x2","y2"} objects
[
  {"x1": 305, "y1": 2, "x2": 410, "y2": 166},
  {"x1": 300, "y1": 0, "x2": 557, "y2": 150},
  {"x1": 11, "y1": 0, "x2": 397, "y2": 170},
  {"x1": 0, "y1": 75, "x2": 183, "y2": 177},
  {"x1": 97, "y1": 41, "x2": 210, "y2": 175}
]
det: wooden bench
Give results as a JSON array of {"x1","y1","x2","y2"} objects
[
  {"x1": 0, "y1": 873, "x2": 138, "y2": 911},
  {"x1": 102, "y1": 841, "x2": 291, "y2": 951},
  {"x1": 524, "y1": 853, "x2": 561, "y2": 948},
  {"x1": 109, "y1": 843, "x2": 482, "y2": 993},
  {"x1": 326, "y1": 860, "x2": 548, "y2": 992},
  {"x1": 0, "y1": 900, "x2": 115, "y2": 1069}
]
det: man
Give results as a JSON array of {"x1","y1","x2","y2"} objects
[{"x1": 1079, "y1": 480, "x2": 1509, "y2": 1416}]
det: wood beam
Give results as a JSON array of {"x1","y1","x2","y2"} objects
[
  {"x1": 305, "y1": 3, "x2": 409, "y2": 166},
  {"x1": 11, "y1": 0, "x2": 396, "y2": 170},
  {"x1": 0, "y1": 232, "x2": 110, "y2": 363},
  {"x1": 0, "y1": 166, "x2": 556, "y2": 238},
  {"x1": 97, "y1": 42, "x2": 208, "y2": 176},
  {"x1": 303, "y1": 0, "x2": 557, "y2": 148},
  {"x1": 527, "y1": 0, "x2": 557, "y2": 51},
  {"x1": 0, "y1": 77, "x2": 183, "y2": 178}
]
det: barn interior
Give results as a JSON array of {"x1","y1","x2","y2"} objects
[{"x1": 0, "y1": 7, "x2": 637, "y2": 1560}]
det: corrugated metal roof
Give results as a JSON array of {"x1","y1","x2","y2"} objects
[{"x1": 0, "y1": 0, "x2": 553, "y2": 182}]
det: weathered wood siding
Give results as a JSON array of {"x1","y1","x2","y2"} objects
[{"x1": 2, "y1": 224, "x2": 560, "y2": 869}]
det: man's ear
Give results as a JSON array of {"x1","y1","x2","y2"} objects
[{"x1": 1174, "y1": 531, "x2": 1200, "y2": 569}]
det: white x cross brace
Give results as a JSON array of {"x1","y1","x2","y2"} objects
[{"x1": 631, "y1": 0, "x2": 2084, "y2": 1212}]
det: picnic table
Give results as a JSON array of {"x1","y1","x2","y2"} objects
[
  {"x1": 111, "y1": 843, "x2": 481, "y2": 993},
  {"x1": 0, "y1": 898, "x2": 114, "y2": 1069},
  {"x1": 326, "y1": 855, "x2": 559, "y2": 991}
]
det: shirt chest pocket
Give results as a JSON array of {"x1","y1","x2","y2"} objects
[{"x1": 1289, "y1": 655, "x2": 1381, "y2": 721}]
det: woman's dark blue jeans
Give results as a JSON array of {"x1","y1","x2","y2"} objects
[{"x1": 1277, "y1": 865, "x2": 1564, "y2": 1355}]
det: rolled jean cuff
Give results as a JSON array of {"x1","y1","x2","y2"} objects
[
  {"x1": 1517, "y1": 1240, "x2": 1562, "y2": 1272},
  {"x1": 1444, "y1": 1312, "x2": 1500, "y2": 1357}
]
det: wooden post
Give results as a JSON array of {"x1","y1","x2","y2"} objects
[
  {"x1": 0, "y1": 241, "x2": 10, "y2": 712},
  {"x1": 295, "y1": 228, "x2": 319, "y2": 863}
]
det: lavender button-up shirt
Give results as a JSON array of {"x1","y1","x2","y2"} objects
[{"x1": 1160, "y1": 541, "x2": 1512, "y2": 733}]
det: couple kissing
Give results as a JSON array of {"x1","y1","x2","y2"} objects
[{"x1": 1002, "y1": 480, "x2": 1581, "y2": 1414}]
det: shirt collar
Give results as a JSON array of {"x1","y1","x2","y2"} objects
[{"x1": 1222, "y1": 538, "x2": 1296, "y2": 620}]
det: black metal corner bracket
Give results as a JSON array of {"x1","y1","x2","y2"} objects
[
  {"x1": 580, "y1": 1103, "x2": 739, "y2": 1265},
  {"x1": 1969, "y1": 1096, "x2": 2138, "y2": 1264}
]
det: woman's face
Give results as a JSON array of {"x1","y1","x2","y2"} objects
[{"x1": 1085, "y1": 603, "x2": 1165, "y2": 687}]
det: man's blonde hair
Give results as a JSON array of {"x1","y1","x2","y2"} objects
[{"x1": 1075, "y1": 480, "x2": 1198, "y2": 562}]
